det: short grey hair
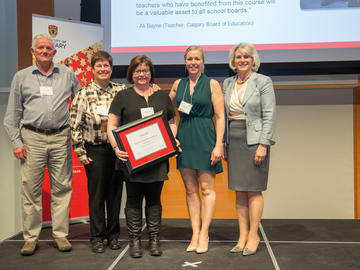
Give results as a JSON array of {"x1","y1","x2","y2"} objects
[
  {"x1": 228, "y1": 43, "x2": 260, "y2": 72},
  {"x1": 31, "y1": 34, "x2": 54, "y2": 49}
]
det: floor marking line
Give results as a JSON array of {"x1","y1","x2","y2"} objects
[
  {"x1": 4, "y1": 238, "x2": 360, "y2": 244},
  {"x1": 182, "y1": 261, "x2": 202, "y2": 268},
  {"x1": 107, "y1": 245, "x2": 129, "y2": 270},
  {"x1": 259, "y1": 223, "x2": 281, "y2": 270},
  {"x1": 268, "y1": 240, "x2": 360, "y2": 244},
  {"x1": 4, "y1": 239, "x2": 360, "y2": 244},
  {"x1": 106, "y1": 223, "x2": 147, "y2": 270}
]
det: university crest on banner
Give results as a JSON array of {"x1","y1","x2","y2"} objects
[{"x1": 48, "y1": 25, "x2": 58, "y2": 38}]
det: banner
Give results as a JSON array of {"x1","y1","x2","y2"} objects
[{"x1": 32, "y1": 14, "x2": 104, "y2": 222}]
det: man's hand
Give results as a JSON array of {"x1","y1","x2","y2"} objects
[{"x1": 13, "y1": 146, "x2": 27, "y2": 160}]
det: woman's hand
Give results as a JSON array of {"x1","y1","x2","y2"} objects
[
  {"x1": 114, "y1": 146, "x2": 129, "y2": 162},
  {"x1": 151, "y1": 83, "x2": 161, "y2": 92},
  {"x1": 223, "y1": 144, "x2": 228, "y2": 162},
  {"x1": 210, "y1": 79, "x2": 225, "y2": 166},
  {"x1": 254, "y1": 144, "x2": 267, "y2": 166},
  {"x1": 79, "y1": 157, "x2": 93, "y2": 165},
  {"x1": 211, "y1": 143, "x2": 224, "y2": 166},
  {"x1": 175, "y1": 139, "x2": 182, "y2": 153}
]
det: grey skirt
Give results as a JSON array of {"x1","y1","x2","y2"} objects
[{"x1": 227, "y1": 120, "x2": 269, "y2": 191}]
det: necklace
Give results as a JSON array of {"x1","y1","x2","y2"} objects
[
  {"x1": 135, "y1": 85, "x2": 152, "y2": 95},
  {"x1": 134, "y1": 85, "x2": 153, "y2": 102},
  {"x1": 236, "y1": 72, "x2": 251, "y2": 85}
]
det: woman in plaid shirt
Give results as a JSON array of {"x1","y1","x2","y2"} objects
[{"x1": 70, "y1": 51, "x2": 126, "y2": 253}]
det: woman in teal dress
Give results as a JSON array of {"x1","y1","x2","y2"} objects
[{"x1": 169, "y1": 46, "x2": 225, "y2": 253}]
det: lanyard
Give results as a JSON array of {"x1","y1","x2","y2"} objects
[{"x1": 181, "y1": 79, "x2": 193, "y2": 105}]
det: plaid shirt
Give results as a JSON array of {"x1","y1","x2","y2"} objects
[{"x1": 70, "y1": 80, "x2": 126, "y2": 161}]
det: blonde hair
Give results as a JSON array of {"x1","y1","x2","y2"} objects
[
  {"x1": 228, "y1": 43, "x2": 260, "y2": 72},
  {"x1": 184, "y1": 45, "x2": 205, "y2": 73}
]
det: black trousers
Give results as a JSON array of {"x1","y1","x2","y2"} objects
[
  {"x1": 125, "y1": 181, "x2": 164, "y2": 209},
  {"x1": 84, "y1": 144, "x2": 123, "y2": 242}
]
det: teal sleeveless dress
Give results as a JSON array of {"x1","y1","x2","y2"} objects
[{"x1": 176, "y1": 74, "x2": 223, "y2": 174}]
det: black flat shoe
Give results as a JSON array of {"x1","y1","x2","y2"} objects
[
  {"x1": 92, "y1": 241, "x2": 105, "y2": 253},
  {"x1": 108, "y1": 239, "x2": 121, "y2": 250}
]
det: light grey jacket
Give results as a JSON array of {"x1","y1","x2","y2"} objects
[{"x1": 223, "y1": 72, "x2": 276, "y2": 146}]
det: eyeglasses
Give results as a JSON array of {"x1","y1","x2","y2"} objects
[{"x1": 134, "y1": 69, "x2": 150, "y2": 75}]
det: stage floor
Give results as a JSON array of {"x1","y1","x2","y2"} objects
[{"x1": 1, "y1": 219, "x2": 360, "y2": 270}]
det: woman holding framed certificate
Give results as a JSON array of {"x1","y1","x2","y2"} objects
[
  {"x1": 107, "y1": 55, "x2": 178, "y2": 258},
  {"x1": 169, "y1": 46, "x2": 225, "y2": 254}
]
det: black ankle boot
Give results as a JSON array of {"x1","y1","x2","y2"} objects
[
  {"x1": 146, "y1": 205, "x2": 162, "y2": 256},
  {"x1": 149, "y1": 238, "x2": 162, "y2": 256},
  {"x1": 125, "y1": 208, "x2": 143, "y2": 258},
  {"x1": 129, "y1": 238, "x2": 142, "y2": 258}
]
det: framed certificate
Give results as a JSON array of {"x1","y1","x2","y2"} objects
[{"x1": 112, "y1": 110, "x2": 178, "y2": 174}]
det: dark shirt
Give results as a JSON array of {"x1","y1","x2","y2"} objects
[{"x1": 109, "y1": 87, "x2": 175, "y2": 183}]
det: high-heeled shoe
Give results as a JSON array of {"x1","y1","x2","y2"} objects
[
  {"x1": 195, "y1": 237, "x2": 209, "y2": 254},
  {"x1": 242, "y1": 247, "x2": 257, "y2": 256},
  {"x1": 186, "y1": 245, "x2": 197, "y2": 252},
  {"x1": 243, "y1": 236, "x2": 260, "y2": 256},
  {"x1": 195, "y1": 246, "x2": 208, "y2": 254},
  {"x1": 230, "y1": 245, "x2": 244, "y2": 253}
]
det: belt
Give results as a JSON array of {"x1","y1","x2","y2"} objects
[{"x1": 23, "y1": 124, "x2": 69, "y2": 135}]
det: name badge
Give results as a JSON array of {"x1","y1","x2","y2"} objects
[
  {"x1": 141, "y1": 107, "x2": 154, "y2": 118},
  {"x1": 178, "y1": 101, "x2": 192, "y2": 114},
  {"x1": 40, "y1": 86, "x2": 53, "y2": 96},
  {"x1": 95, "y1": 105, "x2": 109, "y2": 116}
]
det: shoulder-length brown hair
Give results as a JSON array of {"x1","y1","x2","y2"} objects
[{"x1": 126, "y1": 55, "x2": 155, "y2": 84}]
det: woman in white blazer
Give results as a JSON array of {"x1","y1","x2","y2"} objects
[{"x1": 222, "y1": 43, "x2": 276, "y2": 256}]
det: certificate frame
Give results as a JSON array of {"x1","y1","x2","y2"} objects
[{"x1": 112, "y1": 110, "x2": 178, "y2": 174}]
